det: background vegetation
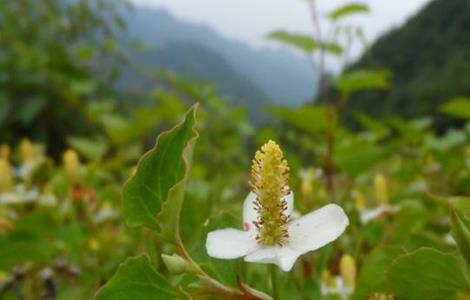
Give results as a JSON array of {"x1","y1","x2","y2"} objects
[{"x1": 1, "y1": 0, "x2": 470, "y2": 299}]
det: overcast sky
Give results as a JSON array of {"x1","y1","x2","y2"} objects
[{"x1": 131, "y1": 0, "x2": 430, "y2": 46}]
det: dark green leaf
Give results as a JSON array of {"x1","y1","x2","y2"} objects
[
  {"x1": 388, "y1": 248, "x2": 469, "y2": 300},
  {"x1": 352, "y1": 246, "x2": 404, "y2": 300},
  {"x1": 15, "y1": 97, "x2": 47, "y2": 125},
  {"x1": 95, "y1": 255, "x2": 180, "y2": 300}
]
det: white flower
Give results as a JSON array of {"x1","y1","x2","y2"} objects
[
  {"x1": 206, "y1": 191, "x2": 349, "y2": 271},
  {"x1": 359, "y1": 205, "x2": 399, "y2": 224},
  {"x1": 0, "y1": 185, "x2": 38, "y2": 205}
]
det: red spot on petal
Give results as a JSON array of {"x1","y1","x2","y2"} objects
[{"x1": 243, "y1": 222, "x2": 251, "y2": 231}]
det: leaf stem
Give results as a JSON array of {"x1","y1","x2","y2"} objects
[{"x1": 270, "y1": 265, "x2": 280, "y2": 300}]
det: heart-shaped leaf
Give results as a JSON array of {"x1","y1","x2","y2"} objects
[
  {"x1": 387, "y1": 248, "x2": 469, "y2": 300},
  {"x1": 352, "y1": 246, "x2": 405, "y2": 300},
  {"x1": 95, "y1": 255, "x2": 180, "y2": 300}
]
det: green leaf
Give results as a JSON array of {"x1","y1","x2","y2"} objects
[
  {"x1": 122, "y1": 104, "x2": 199, "y2": 230},
  {"x1": 68, "y1": 136, "x2": 108, "y2": 161},
  {"x1": 450, "y1": 197, "x2": 470, "y2": 278},
  {"x1": 329, "y1": 2, "x2": 369, "y2": 20},
  {"x1": 267, "y1": 105, "x2": 328, "y2": 133},
  {"x1": 95, "y1": 255, "x2": 180, "y2": 300},
  {"x1": 268, "y1": 30, "x2": 318, "y2": 53},
  {"x1": 387, "y1": 248, "x2": 469, "y2": 300},
  {"x1": 352, "y1": 246, "x2": 405, "y2": 300},
  {"x1": 15, "y1": 97, "x2": 47, "y2": 125},
  {"x1": 323, "y1": 42, "x2": 343, "y2": 56},
  {"x1": 440, "y1": 97, "x2": 470, "y2": 119},
  {"x1": 354, "y1": 113, "x2": 390, "y2": 140},
  {"x1": 334, "y1": 69, "x2": 390, "y2": 94}
]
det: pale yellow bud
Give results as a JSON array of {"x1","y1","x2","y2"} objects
[
  {"x1": 354, "y1": 190, "x2": 366, "y2": 210},
  {"x1": 456, "y1": 291, "x2": 470, "y2": 300},
  {"x1": 367, "y1": 293, "x2": 396, "y2": 300},
  {"x1": 88, "y1": 237, "x2": 100, "y2": 252},
  {"x1": 374, "y1": 174, "x2": 388, "y2": 205},
  {"x1": 0, "y1": 144, "x2": 11, "y2": 160},
  {"x1": 63, "y1": 149, "x2": 81, "y2": 182},
  {"x1": 19, "y1": 138, "x2": 35, "y2": 163},
  {"x1": 0, "y1": 271, "x2": 9, "y2": 285},
  {"x1": 0, "y1": 217, "x2": 14, "y2": 233},
  {"x1": 321, "y1": 270, "x2": 337, "y2": 288},
  {"x1": 300, "y1": 168, "x2": 316, "y2": 201},
  {"x1": 0, "y1": 158, "x2": 13, "y2": 192},
  {"x1": 161, "y1": 253, "x2": 188, "y2": 274},
  {"x1": 340, "y1": 254, "x2": 356, "y2": 289}
]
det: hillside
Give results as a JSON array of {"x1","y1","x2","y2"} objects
[
  {"x1": 344, "y1": 0, "x2": 470, "y2": 126},
  {"x1": 121, "y1": 8, "x2": 316, "y2": 107},
  {"x1": 122, "y1": 42, "x2": 272, "y2": 119}
]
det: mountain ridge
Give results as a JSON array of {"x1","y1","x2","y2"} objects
[{"x1": 121, "y1": 7, "x2": 317, "y2": 107}]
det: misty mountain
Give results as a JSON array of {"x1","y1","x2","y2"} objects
[
  {"x1": 121, "y1": 7, "x2": 316, "y2": 107},
  {"x1": 127, "y1": 42, "x2": 273, "y2": 118}
]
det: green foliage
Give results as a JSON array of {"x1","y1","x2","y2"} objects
[
  {"x1": 334, "y1": 69, "x2": 390, "y2": 95},
  {"x1": 344, "y1": 0, "x2": 470, "y2": 128},
  {"x1": 353, "y1": 247, "x2": 405, "y2": 300},
  {"x1": 328, "y1": 2, "x2": 370, "y2": 20},
  {"x1": 268, "y1": 31, "x2": 319, "y2": 53},
  {"x1": 387, "y1": 248, "x2": 469, "y2": 300},
  {"x1": 95, "y1": 255, "x2": 180, "y2": 300},
  {"x1": 440, "y1": 97, "x2": 470, "y2": 119},
  {"x1": 122, "y1": 105, "x2": 198, "y2": 230},
  {"x1": 450, "y1": 197, "x2": 470, "y2": 276},
  {"x1": 3, "y1": 1, "x2": 470, "y2": 299},
  {"x1": 268, "y1": 105, "x2": 328, "y2": 133},
  {"x1": 0, "y1": 0, "x2": 124, "y2": 157}
]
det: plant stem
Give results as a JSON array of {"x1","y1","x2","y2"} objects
[{"x1": 270, "y1": 264, "x2": 280, "y2": 300}]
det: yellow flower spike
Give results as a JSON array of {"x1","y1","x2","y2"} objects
[
  {"x1": 63, "y1": 149, "x2": 81, "y2": 182},
  {"x1": 0, "y1": 158, "x2": 13, "y2": 192},
  {"x1": 374, "y1": 174, "x2": 388, "y2": 205},
  {"x1": 250, "y1": 140, "x2": 290, "y2": 246},
  {"x1": 0, "y1": 144, "x2": 11, "y2": 160},
  {"x1": 19, "y1": 138, "x2": 35, "y2": 163},
  {"x1": 340, "y1": 253, "x2": 356, "y2": 289}
]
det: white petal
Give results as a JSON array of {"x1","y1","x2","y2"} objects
[
  {"x1": 244, "y1": 245, "x2": 302, "y2": 272},
  {"x1": 242, "y1": 191, "x2": 294, "y2": 232},
  {"x1": 242, "y1": 192, "x2": 258, "y2": 232},
  {"x1": 288, "y1": 204, "x2": 349, "y2": 252},
  {"x1": 206, "y1": 228, "x2": 259, "y2": 259},
  {"x1": 360, "y1": 205, "x2": 398, "y2": 224}
]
